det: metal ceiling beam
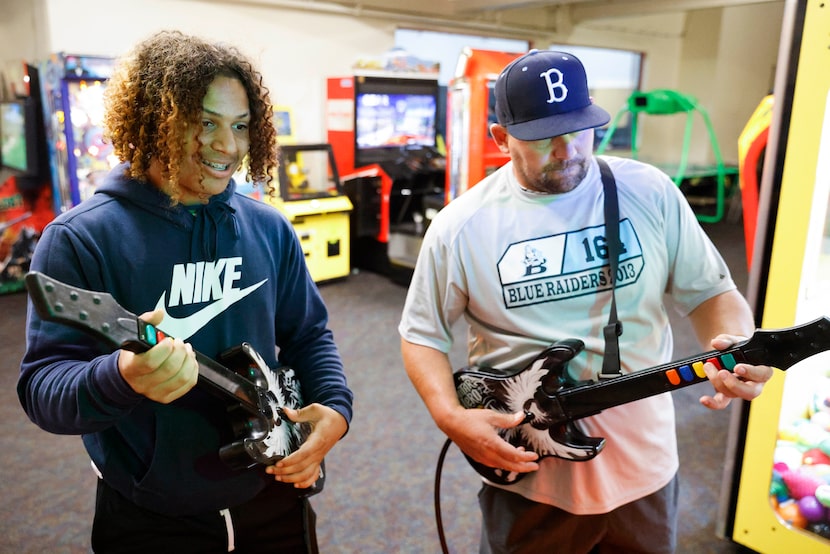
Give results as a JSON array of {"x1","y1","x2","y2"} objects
[{"x1": 570, "y1": 0, "x2": 782, "y2": 22}]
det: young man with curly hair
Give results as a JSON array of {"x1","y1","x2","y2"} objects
[{"x1": 19, "y1": 30, "x2": 352, "y2": 553}]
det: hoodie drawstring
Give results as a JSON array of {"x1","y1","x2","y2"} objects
[{"x1": 190, "y1": 202, "x2": 239, "y2": 260}]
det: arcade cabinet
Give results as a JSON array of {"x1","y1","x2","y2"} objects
[
  {"x1": 737, "y1": 94, "x2": 773, "y2": 269},
  {"x1": 445, "y1": 48, "x2": 520, "y2": 202},
  {"x1": 263, "y1": 143, "x2": 353, "y2": 283},
  {"x1": 0, "y1": 63, "x2": 55, "y2": 294},
  {"x1": 40, "y1": 53, "x2": 117, "y2": 214},
  {"x1": 327, "y1": 70, "x2": 444, "y2": 282},
  {"x1": 717, "y1": 1, "x2": 830, "y2": 552}
]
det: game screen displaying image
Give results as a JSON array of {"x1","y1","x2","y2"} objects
[
  {"x1": 1, "y1": 102, "x2": 27, "y2": 172},
  {"x1": 355, "y1": 92, "x2": 437, "y2": 149}
]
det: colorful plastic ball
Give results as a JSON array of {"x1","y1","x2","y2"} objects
[
  {"x1": 783, "y1": 470, "x2": 825, "y2": 499},
  {"x1": 770, "y1": 479, "x2": 789, "y2": 503},
  {"x1": 803, "y1": 448, "x2": 830, "y2": 466},
  {"x1": 797, "y1": 495, "x2": 827, "y2": 522},
  {"x1": 774, "y1": 447, "x2": 804, "y2": 472},
  {"x1": 777, "y1": 500, "x2": 808, "y2": 528},
  {"x1": 816, "y1": 484, "x2": 830, "y2": 507},
  {"x1": 774, "y1": 461, "x2": 791, "y2": 474}
]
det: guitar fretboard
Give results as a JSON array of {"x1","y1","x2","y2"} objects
[{"x1": 558, "y1": 344, "x2": 752, "y2": 419}]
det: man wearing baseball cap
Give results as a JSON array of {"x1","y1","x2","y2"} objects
[{"x1": 399, "y1": 49, "x2": 773, "y2": 552}]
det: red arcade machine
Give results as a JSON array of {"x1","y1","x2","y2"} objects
[
  {"x1": 0, "y1": 63, "x2": 55, "y2": 294},
  {"x1": 327, "y1": 70, "x2": 444, "y2": 281},
  {"x1": 445, "y1": 48, "x2": 520, "y2": 202}
]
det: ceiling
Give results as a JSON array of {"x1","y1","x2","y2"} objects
[
  {"x1": 322, "y1": 0, "x2": 781, "y2": 21},
  {"x1": 209, "y1": 0, "x2": 782, "y2": 39}
]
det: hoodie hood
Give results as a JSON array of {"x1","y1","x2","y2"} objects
[{"x1": 96, "y1": 163, "x2": 240, "y2": 260}]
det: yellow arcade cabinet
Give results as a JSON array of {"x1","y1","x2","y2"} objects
[
  {"x1": 265, "y1": 143, "x2": 352, "y2": 283},
  {"x1": 718, "y1": 1, "x2": 830, "y2": 551},
  {"x1": 241, "y1": 107, "x2": 351, "y2": 283}
]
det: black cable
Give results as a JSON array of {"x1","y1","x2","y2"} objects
[{"x1": 434, "y1": 437, "x2": 453, "y2": 554}]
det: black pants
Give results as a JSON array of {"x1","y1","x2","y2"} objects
[
  {"x1": 479, "y1": 474, "x2": 679, "y2": 554},
  {"x1": 91, "y1": 478, "x2": 317, "y2": 553}
]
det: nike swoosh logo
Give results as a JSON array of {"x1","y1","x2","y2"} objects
[{"x1": 154, "y1": 279, "x2": 267, "y2": 340}]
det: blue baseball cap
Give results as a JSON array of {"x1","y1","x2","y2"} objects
[{"x1": 495, "y1": 50, "x2": 611, "y2": 141}]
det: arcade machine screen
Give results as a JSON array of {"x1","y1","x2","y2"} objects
[
  {"x1": 65, "y1": 79, "x2": 116, "y2": 202},
  {"x1": 354, "y1": 76, "x2": 438, "y2": 167},
  {"x1": 356, "y1": 93, "x2": 436, "y2": 148},
  {"x1": 1, "y1": 101, "x2": 31, "y2": 174}
]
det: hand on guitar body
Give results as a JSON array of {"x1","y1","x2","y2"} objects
[
  {"x1": 442, "y1": 405, "x2": 540, "y2": 478},
  {"x1": 401, "y1": 339, "x2": 539, "y2": 478},
  {"x1": 117, "y1": 308, "x2": 199, "y2": 404},
  {"x1": 267, "y1": 403, "x2": 348, "y2": 489}
]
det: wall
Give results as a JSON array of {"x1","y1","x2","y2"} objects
[
  {"x1": 0, "y1": 0, "x2": 784, "y2": 163},
  {"x1": 0, "y1": 0, "x2": 48, "y2": 97},
  {"x1": 562, "y1": 3, "x2": 784, "y2": 165},
  {"x1": 37, "y1": 0, "x2": 397, "y2": 144}
]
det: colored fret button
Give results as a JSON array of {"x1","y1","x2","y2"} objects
[
  {"x1": 720, "y1": 353, "x2": 737, "y2": 370},
  {"x1": 143, "y1": 323, "x2": 158, "y2": 345},
  {"x1": 679, "y1": 365, "x2": 694, "y2": 381},
  {"x1": 706, "y1": 357, "x2": 722, "y2": 370},
  {"x1": 692, "y1": 361, "x2": 707, "y2": 378},
  {"x1": 666, "y1": 369, "x2": 681, "y2": 386}
]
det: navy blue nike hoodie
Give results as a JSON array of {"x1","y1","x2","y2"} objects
[{"x1": 18, "y1": 164, "x2": 353, "y2": 515}]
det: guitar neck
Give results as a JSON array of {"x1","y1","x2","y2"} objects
[
  {"x1": 556, "y1": 345, "x2": 744, "y2": 419},
  {"x1": 26, "y1": 272, "x2": 263, "y2": 415},
  {"x1": 191, "y1": 352, "x2": 263, "y2": 414},
  {"x1": 557, "y1": 317, "x2": 830, "y2": 420}
]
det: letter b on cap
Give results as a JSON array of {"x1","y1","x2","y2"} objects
[{"x1": 540, "y1": 68, "x2": 568, "y2": 104}]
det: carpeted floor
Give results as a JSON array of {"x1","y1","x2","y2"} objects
[{"x1": 0, "y1": 218, "x2": 753, "y2": 553}]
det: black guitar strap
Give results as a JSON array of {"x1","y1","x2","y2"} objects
[{"x1": 597, "y1": 158, "x2": 623, "y2": 379}]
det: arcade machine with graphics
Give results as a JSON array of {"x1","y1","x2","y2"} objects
[
  {"x1": 718, "y1": 1, "x2": 830, "y2": 551},
  {"x1": 327, "y1": 65, "x2": 445, "y2": 283},
  {"x1": 40, "y1": 53, "x2": 117, "y2": 215},
  {"x1": 265, "y1": 142, "x2": 353, "y2": 283},
  {"x1": 445, "y1": 48, "x2": 520, "y2": 203},
  {"x1": 0, "y1": 63, "x2": 55, "y2": 294}
]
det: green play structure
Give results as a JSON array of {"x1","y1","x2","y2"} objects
[{"x1": 596, "y1": 89, "x2": 737, "y2": 223}]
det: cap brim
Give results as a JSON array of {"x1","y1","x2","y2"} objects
[{"x1": 506, "y1": 104, "x2": 611, "y2": 141}]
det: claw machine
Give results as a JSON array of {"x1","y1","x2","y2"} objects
[
  {"x1": 718, "y1": 1, "x2": 830, "y2": 551},
  {"x1": 40, "y1": 53, "x2": 117, "y2": 214}
]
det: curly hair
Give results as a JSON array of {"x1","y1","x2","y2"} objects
[{"x1": 103, "y1": 30, "x2": 279, "y2": 202}]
